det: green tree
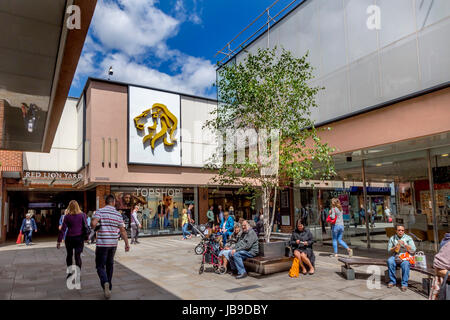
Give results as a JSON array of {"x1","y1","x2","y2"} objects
[{"x1": 204, "y1": 47, "x2": 335, "y2": 243}]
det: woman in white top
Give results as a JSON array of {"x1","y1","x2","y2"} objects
[
  {"x1": 330, "y1": 198, "x2": 353, "y2": 258},
  {"x1": 130, "y1": 205, "x2": 142, "y2": 244}
]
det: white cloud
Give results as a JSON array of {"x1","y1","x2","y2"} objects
[
  {"x1": 74, "y1": 0, "x2": 215, "y2": 97},
  {"x1": 99, "y1": 53, "x2": 215, "y2": 97},
  {"x1": 92, "y1": 0, "x2": 180, "y2": 56}
]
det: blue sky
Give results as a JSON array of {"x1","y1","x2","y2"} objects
[{"x1": 69, "y1": 0, "x2": 284, "y2": 99}]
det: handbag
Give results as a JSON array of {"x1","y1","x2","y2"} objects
[
  {"x1": 82, "y1": 214, "x2": 91, "y2": 241},
  {"x1": 414, "y1": 251, "x2": 427, "y2": 269},
  {"x1": 326, "y1": 209, "x2": 337, "y2": 225},
  {"x1": 16, "y1": 231, "x2": 23, "y2": 244}
]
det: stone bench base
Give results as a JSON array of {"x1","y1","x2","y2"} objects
[{"x1": 244, "y1": 256, "x2": 294, "y2": 275}]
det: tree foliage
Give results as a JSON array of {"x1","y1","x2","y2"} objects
[{"x1": 204, "y1": 47, "x2": 336, "y2": 242}]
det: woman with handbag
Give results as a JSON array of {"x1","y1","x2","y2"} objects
[
  {"x1": 56, "y1": 200, "x2": 89, "y2": 278},
  {"x1": 329, "y1": 198, "x2": 353, "y2": 258},
  {"x1": 20, "y1": 212, "x2": 38, "y2": 245}
]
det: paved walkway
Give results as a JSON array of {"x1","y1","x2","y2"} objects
[{"x1": 0, "y1": 235, "x2": 429, "y2": 300}]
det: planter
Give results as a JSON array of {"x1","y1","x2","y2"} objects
[{"x1": 258, "y1": 240, "x2": 288, "y2": 258}]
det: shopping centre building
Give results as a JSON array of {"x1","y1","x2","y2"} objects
[
  {"x1": 217, "y1": 0, "x2": 450, "y2": 249},
  {"x1": 1, "y1": 79, "x2": 261, "y2": 241},
  {"x1": 0, "y1": 0, "x2": 448, "y2": 248}
]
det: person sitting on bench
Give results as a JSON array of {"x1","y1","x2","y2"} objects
[
  {"x1": 289, "y1": 219, "x2": 315, "y2": 275},
  {"x1": 219, "y1": 222, "x2": 242, "y2": 273},
  {"x1": 387, "y1": 224, "x2": 416, "y2": 291},
  {"x1": 228, "y1": 220, "x2": 259, "y2": 279}
]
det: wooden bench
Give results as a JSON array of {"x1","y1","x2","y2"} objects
[{"x1": 338, "y1": 257, "x2": 436, "y2": 293}]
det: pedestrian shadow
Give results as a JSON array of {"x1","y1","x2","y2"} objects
[
  {"x1": 334, "y1": 271, "x2": 428, "y2": 298},
  {"x1": 0, "y1": 245, "x2": 181, "y2": 300}
]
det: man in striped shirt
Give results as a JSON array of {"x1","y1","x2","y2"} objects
[{"x1": 91, "y1": 194, "x2": 130, "y2": 299}]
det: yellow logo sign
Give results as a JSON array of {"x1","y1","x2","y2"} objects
[{"x1": 134, "y1": 103, "x2": 178, "y2": 150}]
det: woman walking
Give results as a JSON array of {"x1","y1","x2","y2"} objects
[
  {"x1": 130, "y1": 205, "x2": 142, "y2": 244},
  {"x1": 20, "y1": 212, "x2": 37, "y2": 245},
  {"x1": 56, "y1": 200, "x2": 88, "y2": 277},
  {"x1": 181, "y1": 208, "x2": 192, "y2": 240},
  {"x1": 330, "y1": 198, "x2": 353, "y2": 258}
]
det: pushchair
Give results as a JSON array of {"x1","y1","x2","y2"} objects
[
  {"x1": 198, "y1": 233, "x2": 226, "y2": 275},
  {"x1": 191, "y1": 223, "x2": 209, "y2": 255}
]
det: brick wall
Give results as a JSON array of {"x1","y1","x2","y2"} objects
[
  {"x1": 0, "y1": 100, "x2": 4, "y2": 149},
  {"x1": 198, "y1": 187, "x2": 209, "y2": 224},
  {"x1": 0, "y1": 150, "x2": 23, "y2": 170},
  {"x1": 0, "y1": 173, "x2": 5, "y2": 243},
  {"x1": 96, "y1": 185, "x2": 111, "y2": 209}
]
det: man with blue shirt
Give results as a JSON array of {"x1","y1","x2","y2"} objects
[{"x1": 387, "y1": 224, "x2": 416, "y2": 291}]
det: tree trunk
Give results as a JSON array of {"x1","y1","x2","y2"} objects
[
  {"x1": 266, "y1": 187, "x2": 277, "y2": 243},
  {"x1": 262, "y1": 186, "x2": 270, "y2": 243}
]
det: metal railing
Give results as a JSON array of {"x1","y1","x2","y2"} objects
[{"x1": 216, "y1": 0, "x2": 304, "y2": 66}]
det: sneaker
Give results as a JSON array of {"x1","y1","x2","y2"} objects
[
  {"x1": 104, "y1": 283, "x2": 111, "y2": 299},
  {"x1": 135, "y1": 241, "x2": 140, "y2": 244},
  {"x1": 401, "y1": 286, "x2": 407, "y2": 292},
  {"x1": 236, "y1": 273, "x2": 248, "y2": 279},
  {"x1": 348, "y1": 248, "x2": 353, "y2": 257},
  {"x1": 387, "y1": 283, "x2": 395, "y2": 288}
]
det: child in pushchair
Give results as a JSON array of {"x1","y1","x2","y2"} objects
[
  {"x1": 198, "y1": 233, "x2": 226, "y2": 274},
  {"x1": 192, "y1": 223, "x2": 222, "y2": 255}
]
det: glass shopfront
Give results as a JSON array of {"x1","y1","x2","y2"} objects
[
  {"x1": 207, "y1": 188, "x2": 256, "y2": 222},
  {"x1": 111, "y1": 186, "x2": 196, "y2": 236}
]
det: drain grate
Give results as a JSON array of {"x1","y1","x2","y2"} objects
[{"x1": 225, "y1": 285, "x2": 261, "y2": 293}]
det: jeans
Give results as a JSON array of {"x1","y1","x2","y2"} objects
[
  {"x1": 65, "y1": 235, "x2": 84, "y2": 269},
  {"x1": 219, "y1": 249, "x2": 232, "y2": 260},
  {"x1": 387, "y1": 256, "x2": 410, "y2": 287},
  {"x1": 220, "y1": 231, "x2": 233, "y2": 246},
  {"x1": 131, "y1": 224, "x2": 139, "y2": 242},
  {"x1": 24, "y1": 230, "x2": 33, "y2": 245},
  {"x1": 95, "y1": 246, "x2": 117, "y2": 290},
  {"x1": 229, "y1": 250, "x2": 255, "y2": 275},
  {"x1": 332, "y1": 224, "x2": 349, "y2": 253},
  {"x1": 182, "y1": 223, "x2": 191, "y2": 239}
]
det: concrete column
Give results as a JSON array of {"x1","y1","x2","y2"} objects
[
  {"x1": 362, "y1": 160, "x2": 370, "y2": 249},
  {"x1": 427, "y1": 149, "x2": 439, "y2": 253}
]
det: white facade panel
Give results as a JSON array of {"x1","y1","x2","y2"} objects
[
  {"x1": 23, "y1": 98, "x2": 80, "y2": 172},
  {"x1": 228, "y1": 0, "x2": 450, "y2": 125}
]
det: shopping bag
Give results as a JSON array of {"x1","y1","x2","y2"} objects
[
  {"x1": 289, "y1": 257, "x2": 300, "y2": 278},
  {"x1": 399, "y1": 252, "x2": 415, "y2": 265},
  {"x1": 414, "y1": 251, "x2": 427, "y2": 269},
  {"x1": 16, "y1": 231, "x2": 23, "y2": 244}
]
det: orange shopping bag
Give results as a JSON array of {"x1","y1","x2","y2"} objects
[
  {"x1": 289, "y1": 257, "x2": 300, "y2": 278},
  {"x1": 16, "y1": 231, "x2": 23, "y2": 244}
]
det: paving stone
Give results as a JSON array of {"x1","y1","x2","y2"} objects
[{"x1": 0, "y1": 236, "x2": 429, "y2": 300}]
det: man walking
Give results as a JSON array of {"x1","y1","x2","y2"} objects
[
  {"x1": 91, "y1": 195, "x2": 130, "y2": 299},
  {"x1": 228, "y1": 220, "x2": 259, "y2": 279}
]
